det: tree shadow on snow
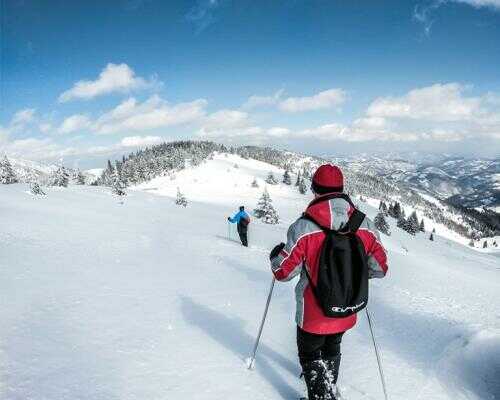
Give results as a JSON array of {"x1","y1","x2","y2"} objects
[
  {"x1": 180, "y1": 296, "x2": 302, "y2": 399},
  {"x1": 366, "y1": 297, "x2": 500, "y2": 400}
]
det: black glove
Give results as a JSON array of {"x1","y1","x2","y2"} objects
[{"x1": 269, "y1": 242, "x2": 285, "y2": 260}]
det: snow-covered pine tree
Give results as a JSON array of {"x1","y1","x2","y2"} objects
[
  {"x1": 432, "y1": 227, "x2": 436, "y2": 233},
  {"x1": 493, "y1": 241, "x2": 498, "y2": 247},
  {"x1": 299, "y1": 178, "x2": 307, "y2": 194},
  {"x1": 406, "y1": 211, "x2": 420, "y2": 235},
  {"x1": 483, "y1": 241, "x2": 488, "y2": 248},
  {"x1": 397, "y1": 215, "x2": 407, "y2": 231},
  {"x1": 419, "y1": 219, "x2": 425, "y2": 232},
  {"x1": 295, "y1": 171, "x2": 301, "y2": 187},
  {"x1": 429, "y1": 233, "x2": 434, "y2": 241},
  {"x1": 50, "y1": 165, "x2": 69, "y2": 187},
  {"x1": 111, "y1": 168, "x2": 126, "y2": 197},
  {"x1": 282, "y1": 169, "x2": 291, "y2": 185},
  {"x1": 175, "y1": 187, "x2": 188, "y2": 207},
  {"x1": 74, "y1": 169, "x2": 85, "y2": 185},
  {"x1": 254, "y1": 188, "x2": 279, "y2": 224},
  {"x1": 265, "y1": 172, "x2": 278, "y2": 185},
  {"x1": 251, "y1": 178, "x2": 259, "y2": 188},
  {"x1": 374, "y1": 212, "x2": 391, "y2": 236},
  {"x1": 0, "y1": 156, "x2": 18, "y2": 184},
  {"x1": 379, "y1": 201, "x2": 388, "y2": 215}
]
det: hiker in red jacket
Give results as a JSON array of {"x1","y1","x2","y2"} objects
[{"x1": 269, "y1": 164, "x2": 388, "y2": 400}]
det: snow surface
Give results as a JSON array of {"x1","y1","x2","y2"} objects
[{"x1": 1, "y1": 153, "x2": 499, "y2": 400}]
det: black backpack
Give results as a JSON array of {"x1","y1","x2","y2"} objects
[{"x1": 302, "y1": 194, "x2": 369, "y2": 318}]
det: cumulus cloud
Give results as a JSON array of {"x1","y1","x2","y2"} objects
[
  {"x1": 120, "y1": 135, "x2": 163, "y2": 147},
  {"x1": 279, "y1": 89, "x2": 347, "y2": 113},
  {"x1": 58, "y1": 114, "x2": 92, "y2": 134},
  {"x1": 242, "y1": 89, "x2": 284, "y2": 110},
  {"x1": 244, "y1": 88, "x2": 346, "y2": 113},
  {"x1": 367, "y1": 83, "x2": 483, "y2": 121},
  {"x1": 93, "y1": 95, "x2": 207, "y2": 134},
  {"x1": 0, "y1": 108, "x2": 37, "y2": 137},
  {"x1": 58, "y1": 63, "x2": 159, "y2": 103}
]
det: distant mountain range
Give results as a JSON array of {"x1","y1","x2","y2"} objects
[{"x1": 329, "y1": 154, "x2": 499, "y2": 211}]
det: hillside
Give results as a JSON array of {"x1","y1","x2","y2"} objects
[{"x1": 1, "y1": 153, "x2": 499, "y2": 400}]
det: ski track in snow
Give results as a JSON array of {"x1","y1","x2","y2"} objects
[{"x1": 1, "y1": 153, "x2": 499, "y2": 400}]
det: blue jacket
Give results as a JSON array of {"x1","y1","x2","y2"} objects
[{"x1": 229, "y1": 210, "x2": 249, "y2": 224}]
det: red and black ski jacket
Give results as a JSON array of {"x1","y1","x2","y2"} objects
[{"x1": 270, "y1": 194, "x2": 388, "y2": 334}]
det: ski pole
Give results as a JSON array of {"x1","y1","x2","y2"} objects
[
  {"x1": 227, "y1": 221, "x2": 230, "y2": 240},
  {"x1": 366, "y1": 308, "x2": 389, "y2": 400},
  {"x1": 248, "y1": 277, "x2": 275, "y2": 370}
]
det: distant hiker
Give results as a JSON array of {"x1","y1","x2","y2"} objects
[
  {"x1": 228, "y1": 206, "x2": 250, "y2": 247},
  {"x1": 269, "y1": 164, "x2": 388, "y2": 400}
]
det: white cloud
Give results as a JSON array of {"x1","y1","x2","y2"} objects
[
  {"x1": 58, "y1": 63, "x2": 159, "y2": 102},
  {"x1": 366, "y1": 83, "x2": 481, "y2": 122},
  {"x1": 267, "y1": 127, "x2": 291, "y2": 137},
  {"x1": 58, "y1": 115, "x2": 92, "y2": 134},
  {"x1": 243, "y1": 89, "x2": 284, "y2": 110},
  {"x1": 94, "y1": 95, "x2": 207, "y2": 134},
  {"x1": 451, "y1": 0, "x2": 500, "y2": 9},
  {"x1": 203, "y1": 109, "x2": 249, "y2": 131},
  {"x1": 278, "y1": 89, "x2": 347, "y2": 113},
  {"x1": 12, "y1": 108, "x2": 36, "y2": 125},
  {"x1": 39, "y1": 123, "x2": 52, "y2": 133},
  {"x1": 120, "y1": 135, "x2": 163, "y2": 147}
]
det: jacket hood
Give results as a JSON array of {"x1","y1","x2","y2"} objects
[{"x1": 304, "y1": 194, "x2": 354, "y2": 231}]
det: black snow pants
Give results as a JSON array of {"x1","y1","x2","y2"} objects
[
  {"x1": 237, "y1": 223, "x2": 248, "y2": 247},
  {"x1": 297, "y1": 326, "x2": 344, "y2": 365}
]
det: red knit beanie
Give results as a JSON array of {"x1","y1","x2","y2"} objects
[{"x1": 311, "y1": 164, "x2": 344, "y2": 194}]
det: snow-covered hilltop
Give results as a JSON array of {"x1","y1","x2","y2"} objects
[{"x1": 1, "y1": 153, "x2": 499, "y2": 400}]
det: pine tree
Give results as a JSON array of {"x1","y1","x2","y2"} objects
[
  {"x1": 75, "y1": 169, "x2": 85, "y2": 185},
  {"x1": 374, "y1": 212, "x2": 391, "y2": 236},
  {"x1": 295, "y1": 171, "x2": 301, "y2": 187},
  {"x1": 251, "y1": 178, "x2": 259, "y2": 188},
  {"x1": 265, "y1": 172, "x2": 278, "y2": 185},
  {"x1": 0, "y1": 156, "x2": 18, "y2": 184},
  {"x1": 429, "y1": 233, "x2": 434, "y2": 241},
  {"x1": 493, "y1": 241, "x2": 498, "y2": 247},
  {"x1": 406, "y1": 211, "x2": 420, "y2": 235},
  {"x1": 282, "y1": 169, "x2": 291, "y2": 185},
  {"x1": 50, "y1": 165, "x2": 69, "y2": 187},
  {"x1": 483, "y1": 241, "x2": 488, "y2": 248},
  {"x1": 432, "y1": 227, "x2": 436, "y2": 233},
  {"x1": 397, "y1": 215, "x2": 407, "y2": 231},
  {"x1": 175, "y1": 187, "x2": 188, "y2": 207},
  {"x1": 299, "y1": 178, "x2": 307, "y2": 194},
  {"x1": 111, "y1": 168, "x2": 126, "y2": 197},
  {"x1": 254, "y1": 188, "x2": 279, "y2": 224}
]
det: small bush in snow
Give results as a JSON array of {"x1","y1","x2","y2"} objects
[
  {"x1": 251, "y1": 178, "x2": 259, "y2": 188},
  {"x1": 176, "y1": 188, "x2": 188, "y2": 207},
  {"x1": 30, "y1": 182, "x2": 46, "y2": 196},
  {"x1": 429, "y1": 233, "x2": 434, "y2": 241},
  {"x1": 265, "y1": 172, "x2": 278, "y2": 185}
]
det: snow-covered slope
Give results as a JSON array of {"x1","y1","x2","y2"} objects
[{"x1": 1, "y1": 154, "x2": 499, "y2": 400}]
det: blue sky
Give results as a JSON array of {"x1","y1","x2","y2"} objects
[{"x1": 1, "y1": 0, "x2": 499, "y2": 167}]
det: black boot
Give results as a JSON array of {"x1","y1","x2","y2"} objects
[
  {"x1": 301, "y1": 360, "x2": 337, "y2": 400},
  {"x1": 324, "y1": 355, "x2": 341, "y2": 398}
]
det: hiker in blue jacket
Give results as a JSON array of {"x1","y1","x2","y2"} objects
[{"x1": 228, "y1": 206, "x2": 250, "y2": 247}]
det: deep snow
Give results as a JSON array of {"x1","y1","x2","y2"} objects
[{"x1": 1, "y1": 153, "x2": 499, "y2": 400}]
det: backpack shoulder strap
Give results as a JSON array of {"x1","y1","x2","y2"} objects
[{"x1": 347, "y1": 208, "x2": 365, "y2": 233}]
